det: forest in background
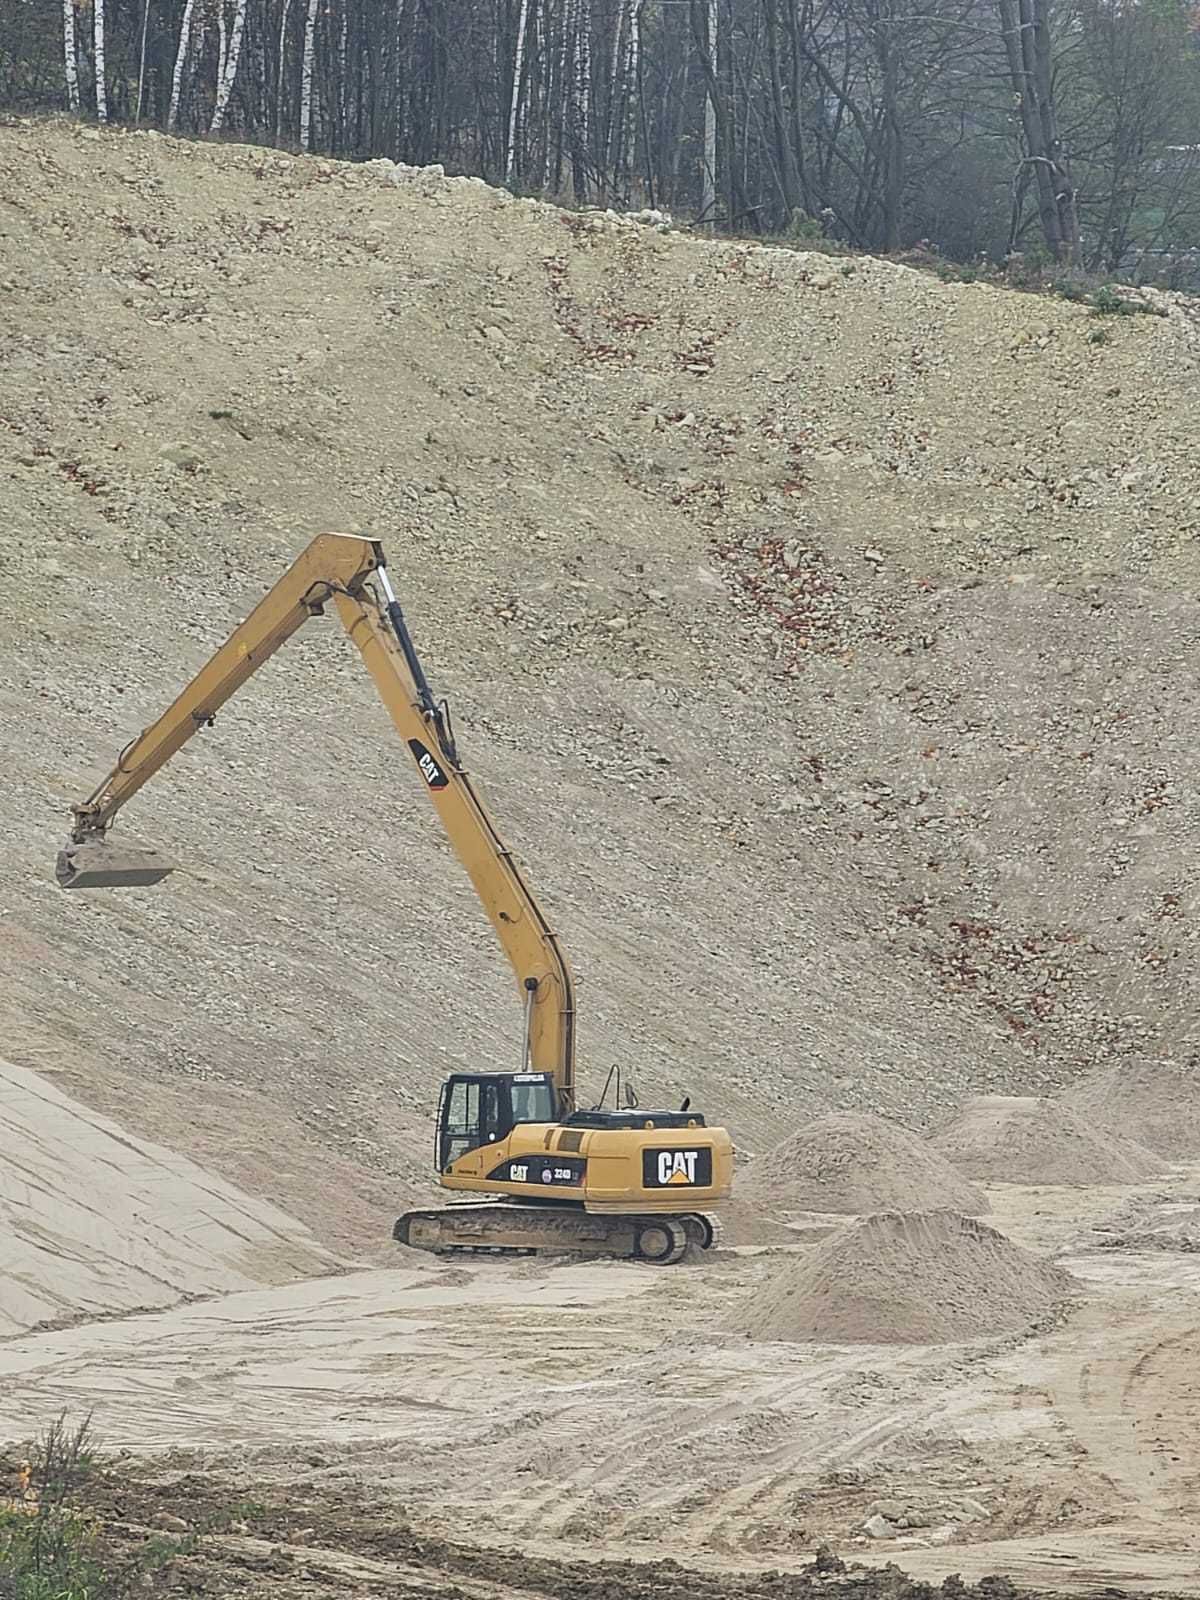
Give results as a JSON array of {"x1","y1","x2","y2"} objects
[{"x1": 2, "y1": 0, "x2": 1199, "y2": 277}]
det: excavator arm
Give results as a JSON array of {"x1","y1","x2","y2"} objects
[{"x1": 57, "y1": 532, "x2": 576, "y2": 1106}]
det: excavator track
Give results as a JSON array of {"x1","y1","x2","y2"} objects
[{"x1": 394, "y1": 1203, "x2": 722, "y2": 1264}]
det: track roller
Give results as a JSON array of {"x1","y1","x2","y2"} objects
[
  {"x1": 634, "y1": 1218, "x2": 689, "y2": 1265},
  {"x1": 394, "y1": 1203, "x2": 721, "y2": 1265}
]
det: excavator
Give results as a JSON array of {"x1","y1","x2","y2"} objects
[{"x1": 56, "y1": 533, "x2": 733, "y2": 1265}]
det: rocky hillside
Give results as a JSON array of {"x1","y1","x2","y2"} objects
[{"x1": 3, "y1": 117, "x2": 1199, "y2": 1253}]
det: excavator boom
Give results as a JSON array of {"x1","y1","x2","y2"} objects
[{"x1": 58, "y1": 532, "x2": 576, "y2": 1103}]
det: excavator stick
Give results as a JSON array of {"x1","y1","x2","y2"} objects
[{"x1": 56, "y1": 840, "x2": 175, "y2": 890}]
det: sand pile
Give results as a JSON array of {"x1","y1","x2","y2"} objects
[
  {"x1": 1061, "y1": 1059, "x2": 1200, "y2": 1159},
  {"x1": 718, "y1": 1196, "x2": 799, "y2": 1248},
  {"x1": 933, "y1": 1095, "x2": 1163, "y2": 1187},
  {"x1": 1094, "y1": 1197, "x2": 1200, "y2": 1253},
  {"x1": 745, "y1": 1113, "x2": 988, "y2": 1216},
  {"x1": 722, "y1": 1210, "x2": 1073, "y2": 1345},
  {"x1": 0, "y1": 1058, "x2": 342, "y2": 1337}
]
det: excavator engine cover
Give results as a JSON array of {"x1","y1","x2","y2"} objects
[{"x1": 56, "y1": 841, "x2": 175, "y2": 890}]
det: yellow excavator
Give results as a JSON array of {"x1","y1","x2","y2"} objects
[{"x1": 57, "y1": 533, "x2": 733, "y2": 1264}]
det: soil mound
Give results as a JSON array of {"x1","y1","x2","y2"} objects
[
  {"x1": 718, "y1": 1196, "x2": 799, "y2": 1248},
  {"x1": 0, "y1": 1058, "x2": 341, "y2": 1337},
  {"x1": 1093, "y1": 1197, "x2": 1200, "y2": 1253},
  {"x1": 1060, "y1": 1059, "x2": 1200, "y2": 1159},
  {"x1": 933, "y1": 1094, "x2": 1163, "y2": 1186},
  {"x1": 745, "y1": 1112, "x2": 988, "y2": 1216},
  {"x1": 723, "y1": 1210, "x2": 1073, "y2": 1345}
]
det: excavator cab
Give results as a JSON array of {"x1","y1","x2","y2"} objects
[{"x1": 435, "y1": 1071, "x2": 559, "y2": 1171}]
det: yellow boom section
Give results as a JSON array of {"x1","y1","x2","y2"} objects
[{"x1": 58, "y1": 533, "x2": 577, "y2": 1105}]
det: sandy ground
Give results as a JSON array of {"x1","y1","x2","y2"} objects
[
  {"x1": 0, "y1": 1057, "x2": 343, "y2": 1336},
  {"x1": 3, "y1": 1093, "x2": 1198, "y2": 1595}
]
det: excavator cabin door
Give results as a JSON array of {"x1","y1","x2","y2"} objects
[{"x1": 435, "y1": 1071, "x2": 559, "y2": 1172}]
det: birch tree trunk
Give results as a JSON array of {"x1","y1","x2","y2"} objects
[
  {"x1": 505, "y1": 0, "x2": 532, "y2": 183},
  {"x1": 62, "y1": 0, "x2": 80, "y2": 113},
  {"x1": 535, "y1": 0, "x2": 550, "y2": 189},
  {"x1": 571, "y1": 0, "x2": 591, "y2": 199},
  {"x1": 623, "y1": 0, "x2": 641, "y2": 194},
  {"x1": 701, "y1": 0, "x2": 718, "y2": 224},
  {"x1": 336, "y1": 0, "x2": 348, "y2": 150},
  {"x1": 211, "y1": 0, "x2": 248, "y2": 133},
  {"x1": 93, "y1": 0, "x2": 107, "y2": 120},
  {"x1": 275, "y1": 0, "x2": 291, "y2": 138},
  {"x1": 555, "y1": 0, "x2": 574, "y2": 191},
  {"x1": 604, "y1": 0, "x2": 625, "y2": 187},
  {"x1": 134, "y1": 0, "x2": 151, "y2": 120},
  {"x1": 167, "y1": 0, "x2": 197, "y2": 129},
  {"x1": 216, "y1": 2, "x2": 228, "y2": 99},
  {"x1": 299, "y1": 0, "x2": 320, "y2": 150}
]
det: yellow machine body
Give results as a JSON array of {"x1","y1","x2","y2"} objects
[{"x1": 441, "y1": 1117, "x2": 734, "y2": 1213}]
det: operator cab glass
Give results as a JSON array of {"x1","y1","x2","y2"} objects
[
  {"x1": 435, "y1": 1071, "x2": 557, "y2": 1171},
  {"x1": 510, "y1": 1074, "x2": 556, "y2": 1125}
]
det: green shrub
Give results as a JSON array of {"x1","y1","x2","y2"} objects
[
  {"x1": 1, "y1": 1415, "x2": 103, "y2": 1600},
  {"x1": 0, "y1": 1415, "x2": 186, "y2": 1600}
]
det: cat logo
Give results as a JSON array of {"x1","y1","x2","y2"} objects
[
  {"x1": 657, "y1": 1150, "x2": 698, "y2": 1185},
  {"x1": 407, "y1": 738, "x2": 449, "y2": 790},
  {"x1": 643, "y1": 1146, "x2": 713, "y2": 1188}
]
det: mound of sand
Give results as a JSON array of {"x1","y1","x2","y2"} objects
[
  {"x1": 1093, "y1": 1197, "x2": 1200, "y2": 1253},
  {"x1": 718, "y1": 1196, "x2": 799, "y2": 1248},
  {"x1": 745, "y1": 1112, "x2": 989, "y2": 1216},
  {"x1": 0, "y1": 1058, "x2": 342, "y2": 1337},
  {"x1": 933, "y1": 1095, "x2": 1163, "y2": 1187},
  {"x1": 722, "y1": 1210, "x2": 1073, "y2": 1345},
  {"x1": 1061, "y1": 1059, "x2": 1200, "y2": 1159}
]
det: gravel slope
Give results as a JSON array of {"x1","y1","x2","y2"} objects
[{"x1": 3, "y1": 118, "x2": 1200, "y2": 1245}]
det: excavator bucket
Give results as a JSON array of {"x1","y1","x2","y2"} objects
[{"x1": 56, "y1": 840, "x2": 175, "y2": 890}]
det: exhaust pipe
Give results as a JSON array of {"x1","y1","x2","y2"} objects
[{"x1": 56, "y1": 840, "x2": 176, "y2": 890}]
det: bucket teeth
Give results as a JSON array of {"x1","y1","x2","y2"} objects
[{"x1": 56, "y1": 842, "x2": 175, "y2": 890}]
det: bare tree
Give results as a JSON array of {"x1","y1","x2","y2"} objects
[
  {"x1": 997, "y1": 0, "x2": 1080, "y2": 263},
  {"x1": 62, "y1": 0, "x2": 80, "y2": 112},
  {"x1": 696, "y1": 0, "x2": 718, "y2": 223},
  {"x1": 10, "y1": 0, "x2": 1197, "y2": 279},
  {"x1": 134, "y1": 0, "x2": 151, "y2": 120},
  {"x1": 275, "y1": 0, "x2": 291, "y2": 138},
  {"x1": 299, "y1": 0, "x2": 320, "y2": 148},
  {"x1": 167, "y1": 0, "x2": 198, "y2": 128},
  {"x1": 92, "y1": 0, "x2": 107, "y2": 119},
  {"x1": 211, "y1": 0, "x2": 248, "y2": 133},
  {"x1": 505, "y1": 0, "x2": 532, "y2": 181},
  {"x1": 1069, "y1": 0, "x2": 1200, "y2": 272}
]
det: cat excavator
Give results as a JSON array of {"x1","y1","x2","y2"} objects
[{"x1": 56, "y1": 533, "x2": 733, "y2": 1264}]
